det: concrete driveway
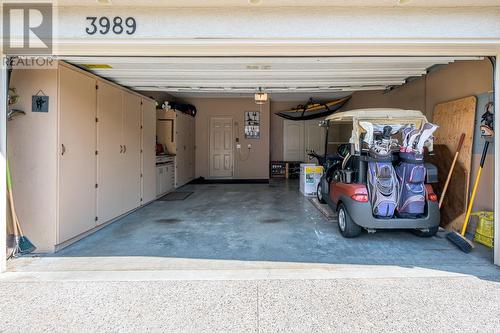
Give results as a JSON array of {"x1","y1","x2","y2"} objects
[{"x1": 2, "y1": 181, "x2": 499, "y2": 332}]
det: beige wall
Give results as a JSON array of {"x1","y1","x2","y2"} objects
[
  {"x1": 427, "y1": 60, "x2": 494, "y2": 212},
  {"x1": 8, "y1": 69, "x2": 59, "y2": 252},
  {"x1": 425, "y1": 60, "x2": 493, "y2": 120},
  {"x1": 342, "y1": 59, "x2": 493, "y2": 118},
  {"x1": 184, "y1": 98, "x2": 270, "y2": 179},
  {"x1": 344, "y1": 78, "x2": 426, "y2": 114}
]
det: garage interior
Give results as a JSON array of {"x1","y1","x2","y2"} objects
[{"x1": 5, "y1": 56, "x2": 497, "y2": 271}]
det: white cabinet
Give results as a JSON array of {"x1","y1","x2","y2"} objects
[
  {"x1": 121, "y1": 92, "x2": 142, "y2": 212},
  {"x1": 165, "y1": 163, "x2": 175, "y2": 192},
  {"x1": 58, "y1": 65, "x2": 97, "y2": 242},
  {"x1": 8, "y1": 61, "x2": 157, "y2": 251},
  {"x1": 96, "y1": 81, "x2": 124, "y2": 223},
  {"x1": 156, "y1": 163, "x2": 175, "y2": 197},
  {"x1": 142, "y1": 99, "x2": 157, "y2": 204},
  {"x1": 175, "y1": 112, "x2": 195, "y2": 187},
  {"x1": 156, "y1": 166, "x2": 163, "y2": 196},
  {"x1": 157, "y1": 110, "x2": 195, "y2": 188},
  {"x1": 97, "y1": 84, "x2": 154, "y2": 224}
]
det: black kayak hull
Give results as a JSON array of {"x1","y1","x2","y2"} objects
[{"x1": 276, "y1": 96, "x2": 351, "y2": 121}]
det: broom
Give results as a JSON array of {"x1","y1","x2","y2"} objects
[
  {"x1": 446, "y1": 140, "x2": 490, "y2": 253},
  {"x1": 7, "y1": 160, "x2": 36, "y2": 256},
  {"x1": 438, "y1": 133, "x2": 465, "y2": 209}
]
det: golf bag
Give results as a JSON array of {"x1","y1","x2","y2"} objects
[
  {"x1": 367, "y1": 158, "x2": 399, "y2": 218},
  {"x1": 396, "y1": 152, "x2": 427, "y2": 217}
]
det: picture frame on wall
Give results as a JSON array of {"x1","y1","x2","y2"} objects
[{"x1": 244, "y1": 111, "x2": 260, "y2": 139}]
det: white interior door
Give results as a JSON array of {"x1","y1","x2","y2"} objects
[
  {"x1": 58, "y1": 66, "x2": 97, "y2": 243},
  {"x1": 122, "y1": 92, "x2": 142, "y2": 212},
  {"x1": 209, "y1": 117, "x2": 233, "y2": 178},
  {"x1": 283, "y1": 120, "x2": 305, "y2": 162},
  {"x1": 304, "y1": 119, "x2": 326, "y2": 161}
]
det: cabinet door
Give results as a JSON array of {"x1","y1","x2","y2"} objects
[
  {"x1": 122, "y1": 92, "x2": 142, "y2": 212},
  {"x1": 162, "y1": 165, "x2": 169, "y2": 193},
  {"x1": 156, "y1": 167, "x2": 163, "y2": 197},
  {"x1": 142, "y1": 99, "x2": 157, "y2": 204},
  {"x1": 97, "y1": 81, "x2": 123, "y2": 223},
  {"x1": 166, "y1": 164, "x2": 174, "y2": 192},
  {"x1": 58, "y1": 66, "x2": 97, "y2": 243},
  {"x1": 175, "y1": 112, "x2": 184, "y2": 187},
  {"x1": 189, "y1": 117, "x2": 195, "y2": 180}
]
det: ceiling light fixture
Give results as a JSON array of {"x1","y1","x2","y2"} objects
[{"x1": 254, "y1": 87, "x2": 268, "y2": 105}]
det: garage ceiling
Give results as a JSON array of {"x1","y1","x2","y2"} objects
[{"x1": 64, "y1": 56, "x2": 481, "y2": 99}]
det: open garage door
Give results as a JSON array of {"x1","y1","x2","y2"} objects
[{"x1": 4, "y1": 55, "x2": 498, "y2": 275}]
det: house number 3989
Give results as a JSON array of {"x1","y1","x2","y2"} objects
[{"x1": 85, "y1": 16, "x2": 137, "y2": 35}]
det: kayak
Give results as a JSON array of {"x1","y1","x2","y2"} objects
[{"x1": 276, "y1": 96, "x2": 351, "y2": 120}]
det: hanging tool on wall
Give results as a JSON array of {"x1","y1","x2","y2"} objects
[{"x1": 447, "y1": 94, "x2": 495, "y2": 253}]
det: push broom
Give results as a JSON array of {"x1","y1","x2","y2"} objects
[
  {"x1": 7, "y1": 160, "x2": 36, "y2": 256},
  {"x1": 446, "y1": 99, "x2": 495, "y2": 253},
  {"x1": 446, "y1": 140, "x2": 489, "y2": 253},
  {"x1": 439, "y1": 133, "x2": 465, "y2": 209}
]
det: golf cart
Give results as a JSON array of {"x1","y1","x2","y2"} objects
[{"x1": 316, "y1": 109, "x2": 441, "y2": 238}]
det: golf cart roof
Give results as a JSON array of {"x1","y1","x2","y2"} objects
[
  {"x1": 325, "y1": 108, "x2": 426, "y2": 123},
  {"x1": 325, "y1": 108, "x2": 430, "y2": 153}
]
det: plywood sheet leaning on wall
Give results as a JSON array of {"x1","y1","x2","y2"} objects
[
  {"x1": 426, "y1": 145, "x2": 468, "y2": 227},
  {"x1": 432, "y1": 96, "x2": 476, "y2": 231}
]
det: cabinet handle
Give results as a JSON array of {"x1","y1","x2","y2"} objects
[
  {"x1": 123, "y1": 145, "x2": 127, "y2": 153},
  {"x1": 120, "y1": 145, "x2": 123, "y2": 153},
  {"x1": 61, "y1": 144, "x2": 66, "y2": 156}
]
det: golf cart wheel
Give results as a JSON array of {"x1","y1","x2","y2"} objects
[
  {"x1": 412, "y1": 226, "x2": 439, "y2": 238},
  {"x1": 337, "y1": 203, "x2": 362, "y2": 238},
  {"x1": 317, "y1": 183, "x2": 326, "y2": 204}
]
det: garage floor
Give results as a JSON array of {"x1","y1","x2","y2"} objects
[{"x1": 49, "y1": 180, "x2": 495, "y2": 275}]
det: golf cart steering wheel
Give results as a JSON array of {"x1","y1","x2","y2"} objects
[{"x1": 337, "y1": 144, "x2": 350, "y2": 159}]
